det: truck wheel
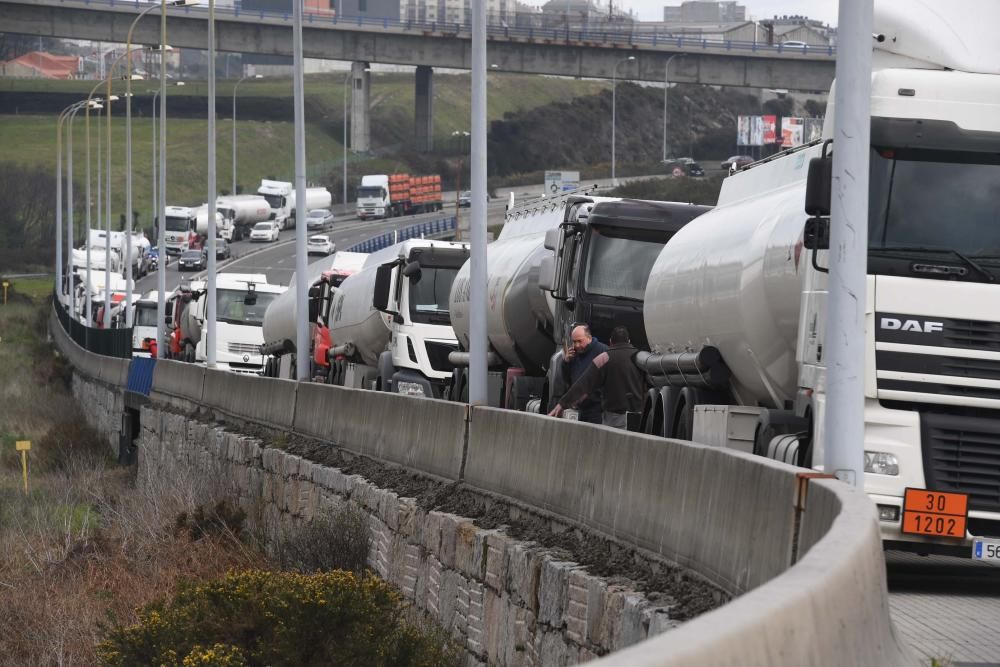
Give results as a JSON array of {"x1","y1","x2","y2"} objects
[{"x1": 673, "y1": 398, "x2": 694, "y2": 441}]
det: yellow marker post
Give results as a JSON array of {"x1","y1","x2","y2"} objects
[
  {"x1": 15, "y1": 440, "x2": 30, "y2": 495},
  {"x1": 2, "y1": 280, "x2": 8, "y2": 305}
]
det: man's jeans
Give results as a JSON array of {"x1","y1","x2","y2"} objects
[{"x1": 602, "y1": 412, "x2": 627, "y2": 429}]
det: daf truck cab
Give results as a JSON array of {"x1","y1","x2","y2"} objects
[{"x1": 640, "y1": 0, "x2": 1000, "y2": 556}]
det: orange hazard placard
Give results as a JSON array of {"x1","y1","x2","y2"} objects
[{"x1": 901, "y1": 488, "x2": 968, "y2": 538}]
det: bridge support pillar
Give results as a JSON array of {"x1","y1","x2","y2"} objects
[
  {"x1": 350, "y1": 61, "x2": 371, "y2": 153},
  {"x1": 414, "y1": 65, "x2": 434, "y2": 152}
]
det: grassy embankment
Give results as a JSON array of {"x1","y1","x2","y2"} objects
[
  {"x1": 0, "y1": 72, "x2": 609, "y2": 229},
  {"x1": 0, "y1": 280, "x2": 263, "y2": 662}
]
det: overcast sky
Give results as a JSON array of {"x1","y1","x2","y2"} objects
[{"x1": 619, "y1": 0, "x2": 839, "y2": 26}]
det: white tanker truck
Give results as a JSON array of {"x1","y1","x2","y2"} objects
[
  {"x1": 640, "y1": 0, "x2": 1000, "y2": 556},
  {"x1": 447, "y1": 190, "x2": 709, "y2": 409},
  {"x1": 260, "y1": 250, "x2": 368, "y2": 379},
  {"x1": 323, "y1": 239, "x2": 470, "y2": 398}
]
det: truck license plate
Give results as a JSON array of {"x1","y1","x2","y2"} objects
[
  {"x1": 901, "y1": 488, "x2": 967, "y2": 538},
  {"x1": 973, "y1": 538, "x2": 1000, "y2": 564}
]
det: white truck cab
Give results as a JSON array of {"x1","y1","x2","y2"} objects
[
  {"x1": 164, "y1": 206, "x2": 198, "y2": 255},
  {"x1": 189, "y1": 274, "x2": 287, "y2": 374},
  {"x1": 356, "y1": 175, "x2": 389, "y2": 220}
]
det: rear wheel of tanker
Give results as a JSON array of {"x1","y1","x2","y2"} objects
[{"x1": 673, "y1": 398, "x2": 694, "y2": 441}]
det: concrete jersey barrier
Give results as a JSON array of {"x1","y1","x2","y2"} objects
[{"x1": 49, "y1": 304, "x2": 914, "y2": 666}]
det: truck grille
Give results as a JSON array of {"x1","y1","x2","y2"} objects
[
  {"x1": 228, "y1": 342, "x2": 260, "y2": 355},
  {"x1": 920, "y1": 410, "x2": 1000, "y2": 513},
  {"x1": 424, "y1": 341, "x2": 457, "y2": 373},
  {"x1": 876, "y1": 313, "x2": 1000, "y2": 352}
]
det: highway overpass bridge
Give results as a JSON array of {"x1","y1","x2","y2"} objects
[{"x1": 1, "y1": 0, "x2": 835, "y2": 151}]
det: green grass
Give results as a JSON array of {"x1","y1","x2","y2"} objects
[
  {"x1": 0, "y1": 114, "x2": 345, "y2": 231},
  {"x1": 1, "y1": 277, "x2": 54, "y2": 300},
  {"x1": 0, "y1": 71, "x2": 610, "y2": 231}
]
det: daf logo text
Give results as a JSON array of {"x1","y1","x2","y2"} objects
[{"x1": 880, "y1": 317, "x2": 944, "y2": 334}]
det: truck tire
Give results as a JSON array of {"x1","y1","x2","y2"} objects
[{"x1": 752, "y1": 409, "x2": 810, "y2": 462}]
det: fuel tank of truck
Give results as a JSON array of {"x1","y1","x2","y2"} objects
[
  {"x1": 449, "y1": 193, "x2": 617, "y2": 372},
  {"x1": 643, "y1": 143, "x2": 822, "y2": 408}
]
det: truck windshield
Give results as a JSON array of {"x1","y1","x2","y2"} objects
[
  {"x1": 583, "y1": 228, "x2": 665, "y2": 301},
  {"x1": 357, "y1": 187, "x2": 385, "y2": 199},
  {"x1": 216, "y1": 289, "x2": 279, "y2": 327},
  {"x1": 261, "y1": 194, "x2": 283, "y2": 209},
  {"x1": 869, "y1": 148, "x2": 1000, "y2": 257},
  {"x1": 408, "y1": 267, "x2": 456, "y2": 325},
  {"x1": 135, "y1": 305, "x2": 158, "y2": 327},
  {"x1": 165, "y1": 217, "x2": 190, "y2": 232}
]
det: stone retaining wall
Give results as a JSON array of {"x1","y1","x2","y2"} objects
[{"x1": 72, "y1": 372, "x2": 678, "y2": 665}]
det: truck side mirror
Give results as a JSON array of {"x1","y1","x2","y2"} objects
[
  {"x1": 308, "y1": 284, "x2": 321, "y2": 299},
  {"x1": 373, "y1": 263, "x2": 393, "y2": 312},
  {"x1": 538, "y1": 254, "x2": 557, "y2": 292},
  {"x1": 543, "y1": 228, "x2": 560, "y2": 251},
  {"x1": 803, "y1": 218, "x2": 830, "y2": 250},
  {"x1": 402, "y1": 260, "x2": 422, "y2": 283},
  {"x1": 307, "y1": 296, "x2": 320, "y2": 323},
  {"x1": 805, "y1": 141, "x2": 833, "y2": 217}
]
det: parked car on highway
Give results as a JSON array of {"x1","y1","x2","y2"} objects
[
  {"x1": 307, "y1": 234, "x2": 334, "y2": 256},
  {"x1": 177, "y1": 248, "x2": 207, "y2": 272},
  {"x1": 781, "y1": 40, "x2": 809, "y2": 50},
  {"x1": 306, "y1": 208, "x2": 334, "y2": 230},
  {"x1": 250, "y1": 221, "x2": 280, "y2": 243},
  {"x1": 721, "y1": 155, "x2": 754, "y2": 171},
  {"x1": 458, "y1": 191, "x2": 472, "y2": 207},
  {"x1": 215, "y1": 238, "x2": 232, "y2": 260}
]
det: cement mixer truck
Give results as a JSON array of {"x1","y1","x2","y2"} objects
[
  {"x1": 447, "y1": 190, "x2": 709, "y2": 409},
  {"x1": 321, "y1": 239, "x2": 470, "y2": 397},
  {"x1": 640, "y1": 0, "x2": 1000, "y2": 556}
]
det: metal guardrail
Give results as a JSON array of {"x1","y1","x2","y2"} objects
[
  {"x1": 35, "y1": 0, "x2": 837, "y2": 57},
  {"x1": 347, "y1": 216, "x2": 457, "y2": 253}
]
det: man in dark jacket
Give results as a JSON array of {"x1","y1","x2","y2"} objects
[
  {"x1": 549, "y1": 325, "x2": 647, "y2": 429},
  {"x1": 560, "y1": 324, "x2": 607, "y2": 424}
]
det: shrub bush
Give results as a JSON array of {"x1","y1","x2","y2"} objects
[
  {"x1": 97, "y1": 569, "x2": 462, "y2": 667},
  {"x1": 275, "y1": 503, "x2": 371, "y2": 575}
]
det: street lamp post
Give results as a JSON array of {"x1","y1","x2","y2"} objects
[
  {"x1": 233, "y1": 73, "x2": 263, "y2": 197},
  {"x1": 611, "y1": 55, "x2": 635, "y2": 186},
  {"x1": 207, "y1": 0, "x2": 218, "y2": 368},
  {"x1": 83, "y1": 78, "x2": 110, "y2": 325},
  {"x1": 342, "y1": 71, "x2": 349, "y2": 208},
  {"x1": 662, "y1": 53, "x2": 684, "y2": 163},
  {"x1": 293, "y1": 0, "x2": 309, "y2": 381},
  {"x1": 65, "y1": 103, "x2": 96, "y2": 323}
]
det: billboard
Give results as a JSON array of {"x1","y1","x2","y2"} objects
[
  {"x1": 737, "y1": 115, "x2": 752, "y2": 146},
  {"x1": 544, "y1": 171, "x2": 580, "y2": 195},
  {"x1": 781, "y1": 117, "x2": 803, "y2": 147}
]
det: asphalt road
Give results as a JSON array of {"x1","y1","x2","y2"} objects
[
  {"x1": 887, "y1": 550, "x2": 1000, "y2": 665},
  {"x1": 131, "y1": 200, "x2": 505, "y2": 293}
]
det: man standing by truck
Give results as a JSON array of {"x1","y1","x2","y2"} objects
[
  {"x1": 550, "y1": 326, "x2": 647, "y2": 429},
  {"x1": 560, "y1": 324, "x2": 607, "y2": 424}
]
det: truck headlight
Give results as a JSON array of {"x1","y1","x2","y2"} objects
[
  {"x1": 864, "y1": 451, "x2": 899, "y2": 476},
  {"x1": 396, "y1": 381, "x2": 425, "y2": 397}
]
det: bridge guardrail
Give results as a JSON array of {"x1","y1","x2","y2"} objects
[
  {"x1": 49, "y1": 303, "x2": 913, "y2": 666},
  {"x1": 36, "y1": 0, "x2": 837, "y2": 57},
  {"x1": 347, "y1": 216, "x2": 457, "y2": 253}
]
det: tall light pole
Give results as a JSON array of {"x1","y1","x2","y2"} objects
[
  {"x1": 662, "y1": 53, "x2": 684, "y2": 163},
  {"x1": 232, "y1": 73, "x2": 262, "y2": 196},
  {"x1": 124, "y1": 7, "x2": 166, "y2": 327},
  {"x1": 206, "y1": 0, "x2": 218, "y2": 367},
  {"x1": 149, "y1": 88, "x2": 159, "y2": 238},
  {"x1": 611, "y1": 55, "x2": 635, "y2": 186},
  {"x1": 55, "y1": 103, "x2": 81, "y2": 305},
  {"x1": 104, "y1": 69, "x2": 115, "y2": 329},
  {"x1": 342, "y1": 70, "x2": 350, "y2": 208},
  {"x1": 84, "y1": 77, "x2": 110, "y2": 325},
  {"x1": 292, "y1": 0, "x2": 309, "y2": 381},
  {"x1": 66, "y1": 102, "x2": 97, "y2": 323},
  {"x1": 824, "y1": 0, "x2": 873, "y2": 486},
  {"x1": 468, "y1": 0, "x2": 487, "y2": 405}
]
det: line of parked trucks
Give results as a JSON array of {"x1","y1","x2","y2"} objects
[{"x1": 257, "y1": 1, "x2": 1000, "y2": 557}]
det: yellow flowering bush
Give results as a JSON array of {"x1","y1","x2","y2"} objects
[{"x1": 97, "y1": 570, "x2": 460, "y2": 666}]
